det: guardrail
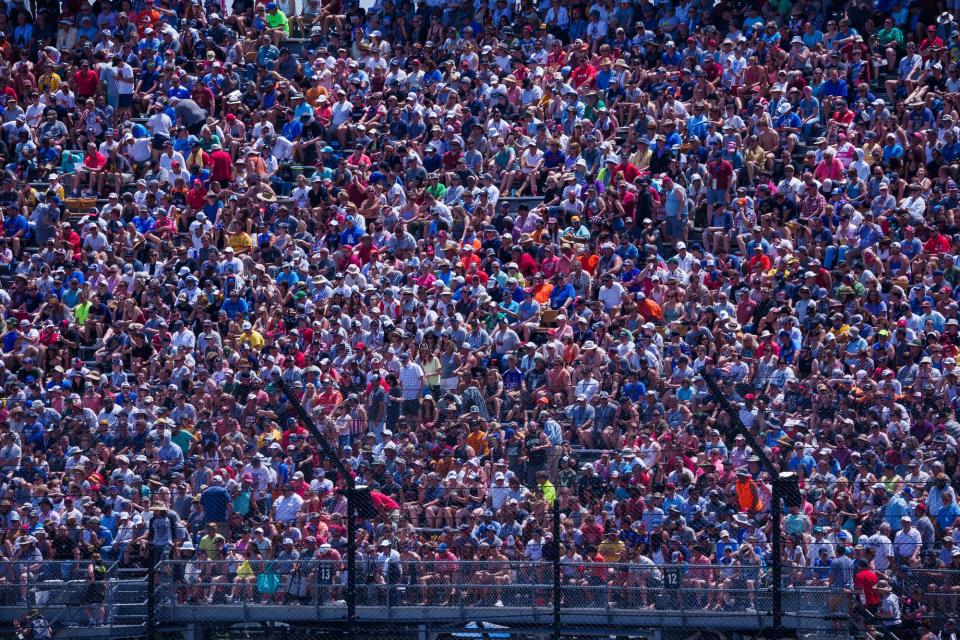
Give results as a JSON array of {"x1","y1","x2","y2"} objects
[
  {"x1": 150, "y1": 559, "x2": 847, "y2": 632},
  {"x1": 5, "y1": 558, "x2": 958, "y2": 636},
  {"x1": 0, "y1": 560, "x2": 147, "y2": 631}
]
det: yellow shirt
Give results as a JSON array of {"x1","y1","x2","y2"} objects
[
  {"x1": 862, "y1": 142, "x2": 881, "y2": 166},
  {"x1": 466, "y1": 430, "x2": 489, "y2": 457},
  {"x1": 199, "y1": 533, "x2": 224, "y2": 557},
  {"x1": 38, "y1": 72, "x2": 61, "y2": 93},
  {"x1": 258, "y1": 428, "x2": 282, "y2": 449},
  {"x1": 238, "y1": 329, "x2": 265, "y2": 350},
  {"x1": 237, "y1": 560, "x2": 254, "y2": 577},
  {"x1": 187, "y1": 147, "x2": 209, "y2": 169},
  {"x1": 265, "y1": 9, "x2": 290, "y2": 35},
  {"x1": 630, "y1": 148, "x2": 651, "y2": 172},
  {"x1": 420, "y1": 355, "x2": 441, "y2": 386},
  {"x1": 745, "y1": 146, "x2": 765, "y2": 165},
  {"x1": 538, "y1": 480, "x2": 556, "y2": 503},
  {"x1": 74, "y1": 300, "x2": 92, "y2": 325},
  {"x1": 228, "y1": 232, "x2": 254, "y2": 253}
]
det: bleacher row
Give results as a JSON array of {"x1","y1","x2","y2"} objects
[{"x1": 14, "y1": 67, "x2": 898, "y2": 292}]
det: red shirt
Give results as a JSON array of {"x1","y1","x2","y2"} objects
[
  {"x1": 620, "y1": 189, "x2": 636, "y2": 220},
  {"x1": 441, "y1": 150, "x2": 460, "y2": 171},
  {"x1": 570, "y1": 63, "x2": 597, "y2": 88},
  {"x1": 74, "y1": 69, "x2": 100, "y2": 98},
  {"x1": 854, "y1": 568, "x2": 880, "y2": 607},
  {"x1": 209, "y1": 149, "x2": 233, "y2": 181},
  {"x1": 83, "y1": 150, "x2": 107, "y2": 170},
  {"x1": 314, "y1": 105, "x2": 332, "y2": 125},
  {"x1": 613, "y1": 161, "x2": 641, "y2": 184},
  {"x1": 186, "y1": 185, "x2": 206, "y2": 210},
  {"x1": 708, "y1": 159, "x2": 734, "y2": 189},
  {"x1": 346, "y1": 152, "x2": 371, "y2": 169},
  {"x1": 748, "y1": 252, "x2": 771, "y2": 273},
  {"x1": 924, "y1": 233, "x2": 951, "y2": 254},
  {"x1": 193, "y1": 85, "x2": 215, "y2": 112},
  {"x1": 540, "y1": 255, "x2": 561, "y2": 279},
  {"x1": 920, "y1": 36, "x2": 944, "y2": 55},
  {"x1": 580, "y1": 522, "x2": 604, "y2": 545},
  {"x1": 516, "y1": 251, "x2": 538, "y2": 277},
  {"x1": 587, "y1": 552, "x2": 606, "y2": 579}
]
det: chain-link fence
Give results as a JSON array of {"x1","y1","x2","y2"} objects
[
  {"x1": 150, "y1": 559, "x2": 847, "y2": 629},
  {"x1": 0, "y1": 560, "x2": 147, "y2": 631},
  {"x1": 7, "y1": 559, "x2": 959, "y2": 637}
]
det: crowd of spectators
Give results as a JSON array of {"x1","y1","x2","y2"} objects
[{"x1": 0, "y1": 0, "x2": 960, "y2": 633}]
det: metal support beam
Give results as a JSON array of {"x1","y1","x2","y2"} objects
[
  {"x1": 272, "y1": 376, "x2": 357, "y2": 631},
  {"x1": 698, "y1": 368, "x2": 783, "y2": 636}
]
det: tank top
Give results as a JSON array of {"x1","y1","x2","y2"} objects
[
  {"x1": 440, "y1": 352, "x2": 458, "y2": 379},
  {"x1": 797, "y1": 354, "x2": 813, "y2": 379},
  {"x1": 526, "y1": 434, "x2": 546, "y2": 464}
]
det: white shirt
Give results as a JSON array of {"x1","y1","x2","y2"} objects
[
  {"x1": 331, "y1": 100, "x2": 352, "y2": 127},
  {"x1": 273, "y1": 492, "x2": 304, "y2": 523},
  {"x1": 866, "y1": 532, "x2": 894, "y2": 571},
  {"x1": 893, "y1": 526, "x2": 922, "y2": 559},
  {"x1": 598, "y1": 281, "x2": 625, "y2": 310},
  {"x1": 148, "y1": 112, "x2": 173, "y2": 137},
  {"x1": 171, "y1": 329, "x2": 196, "y2": 349},
  {"x1": 398, "y1": 361, "x2": 424, "y2": 400}
]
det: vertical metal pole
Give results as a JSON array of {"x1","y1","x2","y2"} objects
[
  {"x1": 698, "y1": 369, "x2": 783, "y2": 637},
  {"x1": 552, "y1": 498, "x2": 561, "y2": 640},
  {"x1": 146, "y1": 559, "x2": 156, "y2": 638},
  {"x1": 771, "y1": 478, "x2": 782, "y2": 634},
  {"x1": 347, "y1": 492, "x2": 356, "y2": 632}
]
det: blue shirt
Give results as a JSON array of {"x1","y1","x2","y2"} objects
[
  {"x1": 936, "y1": 501, "x2": 960, "y2": 531},
  {"x1": 201, "y1": 485, "x2": 231, "y2": 522},
  {"x1": 220, "y1": 297, "x2": 249, "y2": 319},
  {"x1": 339, "y1": 225, "x2": 364, "y2": 246},
  {"x1": 883, "y1": 143, "x2": 904, "y2": 161},
  {"x1": 3, "y1": 214, "x2": 27, "y2": 236},
  {"x1": 822, "y1": 78, "x2": 847, "y2": 98},
  {"x1": 884, "y1": 494, "x2": 910, "y2": 532},
  {"x1": 549, "y1": 283, "x2": 575, "y2": 309}
]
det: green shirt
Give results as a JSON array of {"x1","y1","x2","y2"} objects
[
  {"x1": 426, "y1": 182, "x2": 446, "y2": 200},
  {"x1": 74, "y1": 300, "x2": 92, "y2": 325},
  {"x1": 538, "y1": 480, "x2": 556, "y2": 503},
  {"x1": 171, "y1": 429, "x2": 194, "y2": 455},
  {"x1": 877, "y1": 27, "x2": 903, "y2": 47},
  {"x1": 583, "y1": 99, "x2": 606, "y2": 122},
  {"x1": 266, "y1": 10, "x2": 289, "y2": 35}
]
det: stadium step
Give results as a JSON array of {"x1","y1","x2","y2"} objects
[{"x1": 499, "y1": 195, "x2": 544, "y2": 212}]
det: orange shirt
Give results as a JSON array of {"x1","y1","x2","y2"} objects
[
  {"x1": 637, "y1": 298, "x2": 663, "y2": 322},
  {"x1": 580, "y1": 253, "x2": 600, "y2": 275},
  {"x1": 306, "y1": 85, "x2": 329, "y2": 107},
  {"x1": 533, "y1": 282, "x2": 553, "y2": 305},
  {"x1": 466, "y1": 430, "x2": 489, "y2": 456},
  {"x1": 459, "y1": 252, "x2": 481, "y2": 272}
]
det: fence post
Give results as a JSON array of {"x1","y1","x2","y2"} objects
[
  {"x1": 146, "y1": 558, "x2": 156, "y2": 639},
  {"x1": 552, "y1": 498, "x2": 560, "y2": 640}
]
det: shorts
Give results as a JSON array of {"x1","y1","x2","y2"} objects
[
  {"x1": 707, "y1": 188, "x2": 728, "y2": 205},
  {"x1": 665, "y1": 216, "x2": 684, "y2": 238},
  {"x1": 118, "y1": 94, "x2": 133, "y2": 108},
  {"x1": 152, "y1": 134, "x2": 170, "y2": 151},
  {"x1": 401, "y1": 398, "x2": 420, "y2": 416}
]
